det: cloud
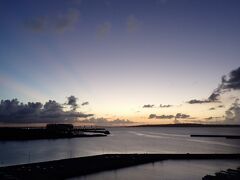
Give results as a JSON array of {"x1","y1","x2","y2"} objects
[
  {"x1": 55, "y1": 9, "x2": 80, "y2": 32},
  {"x1": 66, "y1": 95, "x2": 78, "y2": 110},
  {"x1": 148, "y1": 114, "x2": 175, "y2": 119},
  {"x1": 0, "y1": 97, "x2": 93, "y2": 123},
  {"x1": 209, "y1": 105, "x2": 224, "y2": 111},
  {"x1": 96, "y1": 22, "x2": 111, "y2": 37},
  {"x1": 209, "y1": 107, "x2": 215, "y2": 111},
  {"x1": 187, "y1": 98, "x2": 219, "y2": 104},
  {"x1": 81, "y1": 101, "x2": 89, "y2": 106},
  {"x1": 224, "y1": 99, "x2": 240, "y2": 124},
  {"x1": 24, "y1": 16, "x2": 47, "y2": 32},
  {"x1": 187, "y1": 67, "x2": 240, "y2": 105},
  {"x1": 159, "y1": 104, "x2": 172, "y2": 108},
  {"x1": 143, "y1": 104, "x2": 154, "y2": 108},
  {"x1": 175, "y1": 113, "x2": 190, "y2": 119},
  {"x1": 126, "y1": 15, "x2": 141, "y2": 32},
  {"x1": 79, "y1": 118, "x2": 134, "y2": 125},
  {"x1": 222, "y1": 67, "x2": 240, "y2": 90},
  {"x1": 204, "y1": 116, "x2": 223, "y2": 120},
  {"x1": 149, "y1": 113, "x2": 190, "y2": 120},
  {"x1": 206, "y1": 67, "x2": 240, "y2": 101},
  {"x1": 187, "y1": 99, "x2": 209, "y2": 104},
  {"x1": 187, "y1": 97, "x2": 220, "y2": 104}
]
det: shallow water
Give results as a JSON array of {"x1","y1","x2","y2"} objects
[
  {"x1": 0, "y1": 127, "x2": 240, "y2": 167},
  {"x1": 69, "y1": 160, "x2": 240, "y2": 180}
]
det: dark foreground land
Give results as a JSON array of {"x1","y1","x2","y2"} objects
[
  {"x1": 0, "y1": 154, "x2": 239, "y2": 180},
  {"x1": 203, "y1": 167, "x2": 240, "y2": 180}
]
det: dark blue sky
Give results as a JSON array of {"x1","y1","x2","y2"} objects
[{"x1": 0, "y1": 0, "x2": 240, "y2": 123}]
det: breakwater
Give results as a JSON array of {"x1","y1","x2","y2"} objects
[
  {"x1": 0, "y1": 154, "x2": 239, "y2": 180},
  {"x1": 0, "y1": 125, "x2": 110, "y2": 140}
]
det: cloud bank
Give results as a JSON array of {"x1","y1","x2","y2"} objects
[
  {"x1": 79, "y1": 118, "x2": 133, "y2": 126},
  {"x1": 224, "y1": 99, "x2": 240, "y2": 124},
  {"x1": 0, "y1": 97, "x2": 93, "y2": 123}
]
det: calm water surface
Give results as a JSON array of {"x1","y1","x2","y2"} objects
[
  {"x1": 0, "y1": 127, "x2": 240, "y2": 167},
  {"x1": 69, "y1": 160, "x2": 240, "y2": 180}
]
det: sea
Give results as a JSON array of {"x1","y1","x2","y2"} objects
[{"x1": 1, "y1": 127, "x2": 240, "y2": 179}]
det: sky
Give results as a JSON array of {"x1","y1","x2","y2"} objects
[{"x1": 0, "y1": 0, "x2": 240, "y2": 125}]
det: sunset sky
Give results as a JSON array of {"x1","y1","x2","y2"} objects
[{"x1": 0, "y1": 0, "x2": 240, "y2": 125}]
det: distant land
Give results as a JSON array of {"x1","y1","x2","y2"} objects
[
  {"x1": 1, "y1": 123, "x2": 240, "y2": 128},
  {"x1": 130, "y1": 123, "x2": 240, "y2": 128}
]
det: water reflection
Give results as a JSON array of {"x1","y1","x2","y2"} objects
[{"x1": 0, "y1": 127, "x2": 240, "y2": 167}]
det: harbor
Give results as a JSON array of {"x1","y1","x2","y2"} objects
[{"x1": 0, "y1": 124, "x2": 110, "y2": 140}]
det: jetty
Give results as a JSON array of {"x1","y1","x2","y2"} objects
[
  {"x1": 0, "y1": 154, "x2": 239, "y2": 180},
  {"x1": 0, "y1": 124, "x2": 110, "y2": 140},
  {"x1": 191, "y1": 134, "x2": 240, "y2": 139}
]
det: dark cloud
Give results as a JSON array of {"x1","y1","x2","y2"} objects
[
  {"x1": 222, "y1": 67, "x2": 240, "y2": 90},
  {"x1": 209, "y1": 107, "x2": 215, "y2": 111},
  {"x1": 205, "y1": 116, "x2": 223, "y2": 120},
  {"x1": 79, "y1": 118, "x2": 134, "y2": 125},
  {"x1": 81, "y1": 101, "x2": 89, "y2": 106},
  {"x1": 208, "y1": 92, "x2": 221, "y2": 102},
  {"x1": 175, "y1": 113, "x2": 190, "y2": 119},
  {"x1": 143, "y1": 104, "x2": 154, "y2": 108},
  {"x1": 66, "y1": 95, "x2": 78, "y2": 110},
  {"x1": 148, "y1": 114, "x2": 175, "y2": 119},
  {"x1": 187, "y1": 67, "x2": 240, "y2": 105},
  {"x1": 208, "y1": 105, "x2": 224, "y2": 111},
  {"x1": 187, "y1": 99, "x2": 209, "y2": 104},
  {"x1": 159, "y1": 104, "x2": 172, "y2": 108},
  {"x1": 205, "y1": 67, "x2": 240, "y2": 101},
  {"x1": 224, "y1": 99, "x2": 240, "y2": 124},
  {"x1": 187, "y1": 93, "x2": 223, "y2": 104},
  {"x1": 0, "y1": 98, "x2": 93, "y2": 123}
]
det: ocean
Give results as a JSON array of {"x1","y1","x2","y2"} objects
[{"x1": 1, "y1": 127, "x2": 240, "y2": 179}]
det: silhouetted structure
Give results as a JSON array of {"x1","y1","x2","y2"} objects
[
  {"x1": 0, "y1": 124, "x2": 110, "y2": 140},
  {"x1": 0, "y1": 154, "x2": 239, "y2": 180}
]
